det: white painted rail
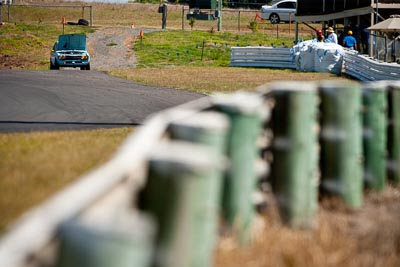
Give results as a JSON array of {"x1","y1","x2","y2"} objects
[{"x1": 230, "y1": 47, "x2": 296, "y2": 69}]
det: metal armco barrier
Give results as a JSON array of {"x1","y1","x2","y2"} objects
[
  {"x1": 264, "y1": 82, "x2": 319, "y2": 228},
  {"x1": 230, "y1": 47, "x2": 400, "y2": 82},
  {"x1": 343, "y1": 50, "x2": 400, "y2": 81},
  {"x1": 319, "y1": 81, "x2": 363, "y2": 209},
  {"x1": 230, "y1": 47, "x2": 296, "y2": 69},
  {"x1": 388, "y1": 82, "x2": 400, "y2": 184},
  {"x1": 1, "y1": 81, "x2": 400, "y2": 267},
  {"x1": 362, "y1": 82, "x2": 388, "y2": 191}
]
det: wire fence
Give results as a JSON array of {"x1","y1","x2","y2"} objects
[{"x1": 372, "y1": 33, "x2": 400, "y2": 63}]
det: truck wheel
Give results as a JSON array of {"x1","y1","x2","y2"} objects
[{"x1": 50, "y1": 61, "x2": 59, "y2": 70}]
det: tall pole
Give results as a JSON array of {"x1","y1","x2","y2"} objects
[
  {"x1": 182, "y1": 5, "x2": 184, "y2": 30},
  {"x1": 0, "y1": 2, "x2": 3, "y2": 25},
  {"x1": 217, "y1": 0, "x2": 222, "y2": 31}
]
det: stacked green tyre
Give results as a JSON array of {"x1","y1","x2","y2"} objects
[
  {"x1": 362, "y1": 82, "x2": 387, "y2": 191},
  {"x1": 319, "y1": 81, "x2": 363, "y2": 209},
  {"x1": 269, "y1": 82, "x2": 319, "y2": 228}
]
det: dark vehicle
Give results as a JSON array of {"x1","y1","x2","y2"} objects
[{"x1": 50, "y1": 34, "x2": 90, "y2": 70}]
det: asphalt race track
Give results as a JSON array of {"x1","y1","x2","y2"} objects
[{"x1": 0, "y1": 70, "x2": 205, "y2": 132}]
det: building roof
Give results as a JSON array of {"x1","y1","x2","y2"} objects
[{"x1": 367, "y1": 15, "x2": 400, "y2": 31}]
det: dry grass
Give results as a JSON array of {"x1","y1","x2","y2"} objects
[
  {"x1": 0, "y1": 127, "x2": 133, "y2": 232},
  {"x1": 109, "y1": 67, "x2": 345, "y2": 94},
  {"x1": 8, "y1": 2, "x2": 315, "y2": 36},
  {"x1": 215, "y1": 187, "x2": 400, "y2": 267}
]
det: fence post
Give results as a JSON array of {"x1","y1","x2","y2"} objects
[
  {"x1": 0, "y1": 2, "x2": 3, "y2": 25},
  {"x1": 89, "y1": 6, "x2": 93, "y2": 26},
  {"x1": 319, "y1": 81, "x2": 363, "y2": 209},
  {"x1": 387, "y1": 82, "x2": 400, "y2": 184},
  {"x1": 268, "y1": 82, "x2": 319, "y2": 228},
  {"x1": 56, "y1": 214, "x2": 156, "y2": 267},
  {"x1": 140, "y1": 142, "x2": 223, "y2": 267},
  {"x1": 212, "y1": 92, "x2": 265, "y2": 243},
  {"x1": 238, "y1": 10, "x2": 241, "y2": 32},
  {"x1": 362, "y1": 82, "x2": 387, "y2": 191}
]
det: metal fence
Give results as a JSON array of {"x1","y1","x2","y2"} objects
[
  {"x1": 0, "y1": 3, "x2": 93, "y2": 26},
  {"x1": 371, "y1": 33, "x2": 400, "y2": 63}
]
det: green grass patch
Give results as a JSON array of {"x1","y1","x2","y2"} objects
[{"x1": 134, "y1": 30, "x2": 295, "y2": 67}]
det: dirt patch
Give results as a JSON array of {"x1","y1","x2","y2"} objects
[
  {"x1": 87, "y1": 27, "x2": 137, "y2": 70},
  {"x1": 87, "y1": 27, "x2": 158, "y2": 70}
]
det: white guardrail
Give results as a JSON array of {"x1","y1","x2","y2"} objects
[
  {"x1": 230, "y1": 46, "x2": 400, "y2": 81},
  {"x1": 230, "y1": 47, "x2": 296, "y2": 69}
]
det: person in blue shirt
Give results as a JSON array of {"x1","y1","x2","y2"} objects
[{"x1": 343, "y1": 30, "x2": 358, "y2": 50}]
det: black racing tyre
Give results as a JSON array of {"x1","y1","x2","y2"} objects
[{"x1": 78, "y1": 19, "x2": 89, "y2": 26}]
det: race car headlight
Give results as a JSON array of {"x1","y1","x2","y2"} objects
[
  {"x1": 81, "y1": 55, "x2": 89, "y2": 60},
  {"x1": 58, "y1": 55, "x2": 66, "y2": 60}
]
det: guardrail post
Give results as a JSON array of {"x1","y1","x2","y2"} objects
[
  {"x1": 268, "y1": 82, "x2": 319, "y2": 228},
  {"x1": 212, "y1": 93, "x2": 264, "y2": 243},
  {"x1": 56, "y1": 214, "x2": 156, "y2": 267},
  {"x1": 362, "y1": 82, "x2": 388, "y2": 191},
  {"x1": 388, "y1": 82, "x2": 400, "y2": 184},
  {"x1": 89, "y1": 6, "x2": 93, "y2": 26},
  {"x1": 319, "y1": 81, "x2": 363, "y2": 209},
  {"x1": 140, "y1": 142, "x2": 223, "y2": 267}
]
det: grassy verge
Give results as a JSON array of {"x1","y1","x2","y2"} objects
[
  {"x1": 0, "y1": 127, "x2": 132, "y2": 232},
  {"x1": 110, "y1": 66, "x2": 342, "y2": 94}
]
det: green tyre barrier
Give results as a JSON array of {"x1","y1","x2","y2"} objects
[
  {"x1": 319, "y1": 81, "x2": 363, "y2": 209},
  {"x1": 387, "y1": 81, "x2": 400, "y2": 184},
  {"x1": 140, "y1": 142, "x2": 223, "y2": 267},
  {"x1": 56, "y1": 214, "x2": 156, "y2": 267},
  {"x1": 212, "y1": 92, "x2": 265, "y2": 244},
  {"x1": 362, "y1": 82, "x2": 388, "y2": 191},
  {"x1": 168, "y1": 111, "x2": 229, "y2": 155},
  {"x1": 168, "y1": 111, "x2": 229, "y2": 262},
  {"x1": 269, "y1": 82, "x2": 319, "y2": 228}
]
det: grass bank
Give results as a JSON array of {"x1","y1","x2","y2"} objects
[{"x1": 0, "y1": 128, "x2": 132, "y2": 232}]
